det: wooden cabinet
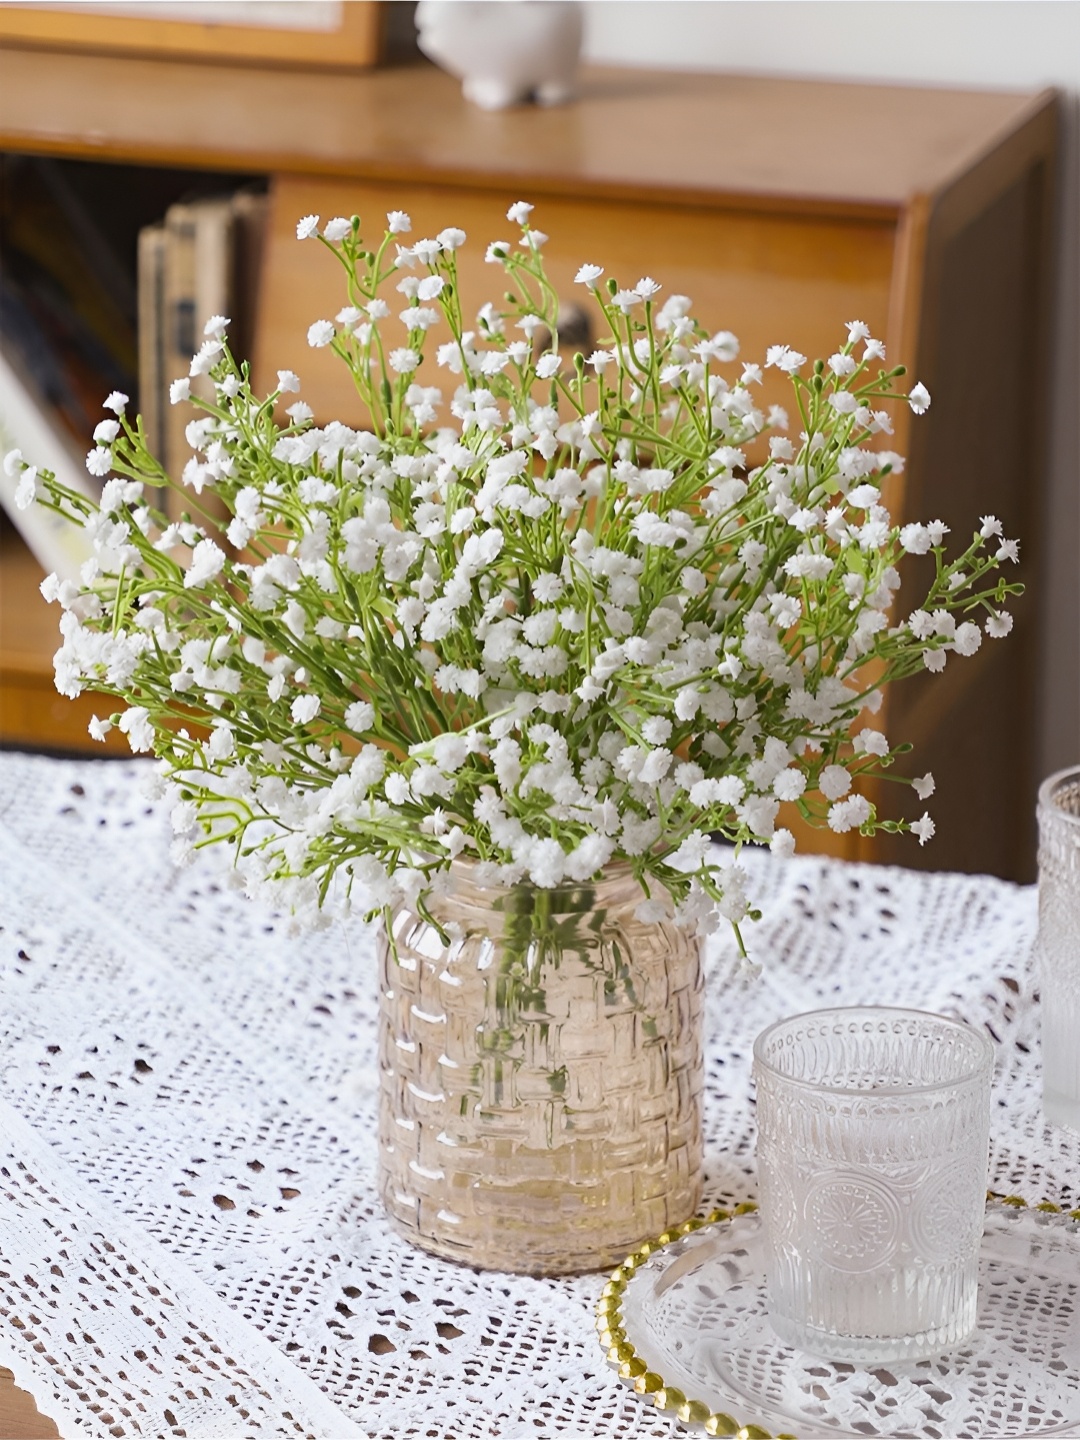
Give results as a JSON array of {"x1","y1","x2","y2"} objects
[{"x1": 0, "y1": 47, "x2": 1059, "y2": 878}]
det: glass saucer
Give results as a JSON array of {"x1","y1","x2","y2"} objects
[{"x1": 597, "y1": 1201, "x2": 1080, "y2": 1438}]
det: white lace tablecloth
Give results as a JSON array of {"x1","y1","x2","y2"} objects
[{"x1": 0, "y1": 750, "x2": 1068, "y2": 1439}]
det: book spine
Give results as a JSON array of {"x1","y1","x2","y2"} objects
[
  {"x1": 136, "y1": 222, "x2": 167, "y2": 470},
  {"x1": 162, "y1": 202, "x2": 198, "y2": 521},
  {"x1": 140, "y1": 192, "x2": 267, "y2": 528}
]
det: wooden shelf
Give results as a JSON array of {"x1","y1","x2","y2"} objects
[{"x1": 0, "y1": 47, "x2": 1049, "y2": 216}]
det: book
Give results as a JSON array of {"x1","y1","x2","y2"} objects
[
  {"x1": 0, "y1": 153, "x2": 137, "y2": 455},
  {"x1": 140, "y1": 191, "x2": 266, "y2": 522},
  {"x1": 0, "y1": 345, "x2": 96, "y2": 583},
  {"x1": 162, "y1": 196, "x2": 233, "y2": 506},
  {"x1": 229, "y1": 189, "x2": 269, "y2": 371},
  {"x1": 137, "y1": 221, "x2": 168, "y2": 465}
]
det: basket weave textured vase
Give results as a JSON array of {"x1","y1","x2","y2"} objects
[{"x1": 377, "y1": 864, "x2": 705, "y2": 1275}]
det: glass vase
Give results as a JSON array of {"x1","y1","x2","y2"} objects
[
  {"x1": 1037, "y1": 766, "x2": 1080, "y2": 1129},
  {"x1": 377, "y1": 863, "x2": 704, "y2": 1275}
]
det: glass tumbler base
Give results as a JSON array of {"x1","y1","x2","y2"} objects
[
  {"x1": 767, "y1": 1304, "x2": 979, "y2": 1365},
  {"x1": 1044, "y1": 1085, "x2": 1080, "y2": 1132}
]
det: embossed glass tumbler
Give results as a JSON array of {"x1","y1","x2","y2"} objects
[
  {"x1": 1037, "y1": 767, "x2": 1080, "y2": 1129},
  {"x1": 753, "y1": 1006, "x2": 993, "y2": 1363}
]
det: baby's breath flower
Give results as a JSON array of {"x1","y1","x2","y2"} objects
[
  {"x1": 912, "y1": 772, "x2": 936, "y2": 800},
  {"x1": 118, "y1": 705, "x2": 154, "y2": 752},
  {"x1": 291, "y1": 693, "x2": 321, "y2": 725},
  {"x1": 908, "y1": 381, "x2": 932, "y2": 414},
  {"x1": 345, "y1": 700, "x2": 375, "y2": 731},
  {"x1": 307, "y1": 320, "x2": 335, "y2": 348},
  {"x1": 389, "y1": 348, "x2": 420, "y2": 374},
  {"x1": 828, "y1": 794, "x2": 872, "y2": 833},
  {"x1": 765, "y1": 345, "x2": 806, "y2": 374},
  {"x1": 185, "y1": 539, "x2": 226, "y2": 588},
  {"x1": 899, "y1": 522, "x2": 931, "y2": 554},
  {"x1": 14, "y1": 465, "x2": 39, "y2": 509},
  {"x1": 23, "y1": 205, "x2": 1016, "y2": 943},
  {"x1": 819, "y1": 765, "x2": 851, "y2": 801},
  {"x1": 853, "y1": 728, "x2": 889, "y2": 757}
]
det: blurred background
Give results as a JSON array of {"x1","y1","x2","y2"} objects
[{"x1": 0, "y1": 0, "x2": 1075, "y2": 884}]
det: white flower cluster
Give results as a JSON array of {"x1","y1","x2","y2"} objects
[{"x1": 16, "y1": 204, "x2": 1022, "y2": 943}]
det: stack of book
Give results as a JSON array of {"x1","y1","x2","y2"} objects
[{"x1": 0, "y1": 165, "x2": 266, "y2": 577}]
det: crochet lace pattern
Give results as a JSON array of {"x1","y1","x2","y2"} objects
[{"x1": 0, "y1": 752, "x2": 1058, "y2": 1438}]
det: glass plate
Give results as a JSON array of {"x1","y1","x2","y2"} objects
[{"x1": 597, "y1": 1201, "x2": 1080, "y2": 1439}]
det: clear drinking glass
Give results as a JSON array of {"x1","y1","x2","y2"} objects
[
  {"x1": 753, "y1": 1006, "x2": 993, "y2": 1363},
  {"x1": 1037, "y1": 766, "x2": 1080, "y2": 1130}
]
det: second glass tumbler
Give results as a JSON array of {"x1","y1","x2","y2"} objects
[{"x1": 753, "y1": 1006, "x2": 994, "y2": 1364}]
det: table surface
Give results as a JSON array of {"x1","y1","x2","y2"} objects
[{"x1": 0, "y1": 750, "x2": 1065, "y2": 1439}]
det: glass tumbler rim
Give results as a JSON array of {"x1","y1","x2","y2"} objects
[
  {"x1": 752, "y1": 1004, "x2": 994, "y2": 1098},
  {"x1": 1038, "y1": 765, "x2": 1080, "y2": 828}
]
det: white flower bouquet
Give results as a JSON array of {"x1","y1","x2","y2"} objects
[{"x1": 13, "y1": 201, "x2": 1021, "y2": 946}]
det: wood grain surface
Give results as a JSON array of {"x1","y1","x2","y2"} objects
[
  {"x1": 0, "y1": 2, "x2": 380, "y2": 71},
  {"x1": 0, "y1": 524, "x2": 127, "y2": 753},
  {"x1": 0, "y1": 1368, "x2": 59, "y2": 1440},
  {"x1": 0, "y1": 48, "x2": 1047, "y2": 215}
]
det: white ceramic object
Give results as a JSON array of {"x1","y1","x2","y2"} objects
[{"x1": 415, "y1": 1, "x2": 583, "y2": 111}]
